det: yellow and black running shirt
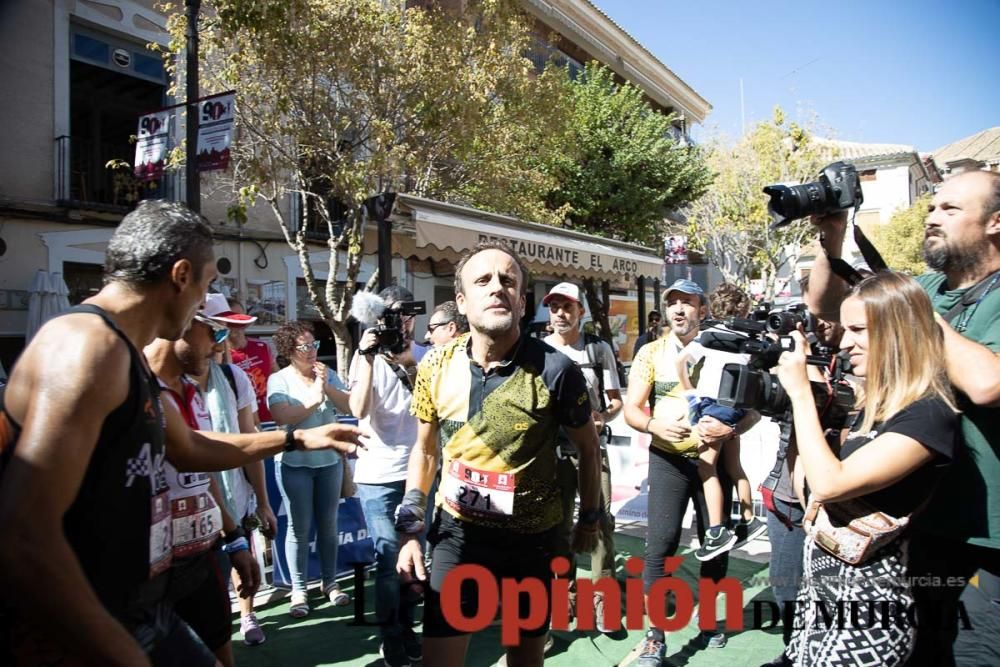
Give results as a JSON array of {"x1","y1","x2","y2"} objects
[
  {"x1": 630, "y1": 332, "x2": 701, "y2": 457},
  {"x1": 412, "y1": 334, "x2": 592, "y2": 533}
]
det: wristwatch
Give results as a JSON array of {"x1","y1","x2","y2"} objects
[
  {"x1": 579, "y1": 508, "x2": 605, "y2": 525},
  {"x1": 283, "y1": 424, "x2": 298, "y2": 452}
]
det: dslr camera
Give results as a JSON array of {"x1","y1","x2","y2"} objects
[
  {"x1": 374, "y1": 301, "x2": 426, "y2": 355},
  {"x1": 763, "y1": 161, "x2": 863, "y2": 228},
  {"x1": 700, "y1": 309, "x2": 854, "y2": 430}
]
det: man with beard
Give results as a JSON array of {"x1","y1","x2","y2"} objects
[
  {"x1": 804, "y1": 170, "x2": 1000, "y2": 666},
  {"x1": 145, "y1": 303, "x2": 257, "y2": 667},
  {"x1": 396, "y1": 242, "x2": 601, "y2": 667},
  {"x1": 543, "y1": 282, "x2": 622, "y2": 632},
  {"x1": 624, "y1": 279, "x2": 760, "y2": 665}
]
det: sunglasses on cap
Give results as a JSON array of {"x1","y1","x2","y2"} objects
[
  {"x1": 294, "y1": 340, "x2": 322, "y2": 353},
  {"x1": 193, "y1": 315, "x2": 229, "y2": 344}
]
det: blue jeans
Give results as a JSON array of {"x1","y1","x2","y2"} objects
[
  {"x1": 688, "y1": 396, "x2": 746, "y2": 427},
  {"x1": 357, "y1": 481, "x2": 420, "y2": 638},
  {"x1": 275, "y1": 461, "x2": 344, "y2": 593},
  {"x1": 766, "y1": 496, "x2": 805, "y2": 647}
]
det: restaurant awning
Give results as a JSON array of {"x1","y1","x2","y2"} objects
[{"x1": 392, "y1": 194, "x2": 663, "y2": 284}]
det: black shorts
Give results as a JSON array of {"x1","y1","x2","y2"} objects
[
  {"x1": 423, "y1": 511, "x2": 559, "y2": 639},
  {"x1": 167, "y1": 548, "x2": 233, "y2": 652}
]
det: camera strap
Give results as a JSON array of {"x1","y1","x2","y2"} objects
[
  {"x1": 826, "y1": 209, "x2": 889, "y2": 286},
  {"x1": 759, "y1": 418, "x2": 795, "y2": 529},
  {"x1": 385, "y1": 359, "x2": 413, "y2": 393},
  {"x1": 942, "y1": 269, "x2": 1000, "y2": 331}
]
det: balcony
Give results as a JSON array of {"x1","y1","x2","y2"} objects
[{"x1": 54, "y1": 135, "x2": 178, "y2": 211}]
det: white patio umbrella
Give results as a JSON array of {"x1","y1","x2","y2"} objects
[{"x1": 25, "y1": 270, "x2": 72, "y2": 343}]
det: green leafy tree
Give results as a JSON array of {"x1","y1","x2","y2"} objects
[
  {"x1": 546, "y1": 63, "x2": 712, "y2": 247},
  {"x1": 870, "y1": 195, "x2": 929, "y2": 276},
  {"x1": 162, "y1": 0, "x2": 569, "y2": 370},
  {"x1": 543, "y1": 62, "x2": 712, "y2": 339},
  {"x1": 684, "y1": 107, "x2": 837, "y2": 300}
]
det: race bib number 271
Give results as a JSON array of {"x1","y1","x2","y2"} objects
[{"x1": 441, "y1": 460, "x2": 516, "y2": 519}]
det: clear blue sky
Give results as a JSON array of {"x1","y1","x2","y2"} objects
[{"x1": 593, "y1": 0, "x2": 1000, "y2": 152}]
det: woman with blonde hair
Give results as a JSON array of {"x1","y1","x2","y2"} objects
[{"x1": 776, "y1": 271, "x2": 958, "y2": 666}]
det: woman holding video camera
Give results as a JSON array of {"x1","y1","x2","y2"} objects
[{"x1": 775, "y1": 271, "x2": 957, "y2": 666}]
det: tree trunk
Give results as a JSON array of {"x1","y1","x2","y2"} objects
[{"x1": 329, "y1": 318, "x2": 353, "y2": 383}]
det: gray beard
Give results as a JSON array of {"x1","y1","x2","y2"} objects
[{"x1": 924, "y1": 238, "x2": 986, "y2": 276}]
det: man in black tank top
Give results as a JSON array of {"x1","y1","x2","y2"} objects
[{"x1": 0, "y1": 200, "x2": 365, "y2": 666}]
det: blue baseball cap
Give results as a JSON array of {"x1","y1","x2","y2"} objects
[{"x1": 664, "y1": 278, "x2": 705, "y2": 301}]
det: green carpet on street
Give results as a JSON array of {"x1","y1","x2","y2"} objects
[{"x1": 231, "y1": 532, "x2": 785, "y2": 666}]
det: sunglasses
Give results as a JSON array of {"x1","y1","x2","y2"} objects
[
  {"x1": 294, "y1": 340, "x2": 322, "y2": 353},
  {"x1": 193, "y1": 315, "x2": 229, "y2": 344},
  {"x1": 427, "y1": 321, "x2": 451, "y2": 333}
]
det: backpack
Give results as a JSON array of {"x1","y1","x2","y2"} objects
[
  {"x1": 220, "y1": 363, "x2": 239, "y2": 400},
  {"x1": 581, "y1": 333, "x2": 611, "y2": 413}
]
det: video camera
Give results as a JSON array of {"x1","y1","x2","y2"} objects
[
  {"x1": 700, "y1": 306, "x2": 854, "y2": 430},
  {"x1": 374, "y1": 301, "x2": 426, "y2": 355},
  {"x1": 763, "y1": 161, "x2": 863, "y2": 229}
]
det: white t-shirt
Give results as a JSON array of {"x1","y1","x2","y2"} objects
[
  {"x1": 681, "y1": 324, "x2": 751, "y2": 400},
  {"x1": 543, "y1": 333, "x2": 621, "y2": 412},
  {"x1": 348, "y1": 346, "x2": 418, "y2": 484}
]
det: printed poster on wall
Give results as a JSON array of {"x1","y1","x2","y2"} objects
[
  {"x1": 665, "y1": 235, "x2": 688, "y2": 264},
  {"x1": 197, "y1": 93, "x2": 235, "y2": 172},
  {"x1": 134, "y1": 110, "x2": 172, "y2": 181}
]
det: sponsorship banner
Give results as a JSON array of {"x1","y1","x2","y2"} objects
[
  {"x1": 197, "y1": 92, "x2": 235, "y2": 172},
  {"x1": 134, "y1": 110, "x2": 172, "y2": 181}
]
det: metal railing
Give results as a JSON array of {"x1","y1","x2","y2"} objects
[{"x1": 54, "y1": 135, "x2": 178, "y2": 208}]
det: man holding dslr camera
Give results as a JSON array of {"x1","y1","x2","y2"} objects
[
  {"x1": 803, "y1": 169, "x2": 1000, "y2": 665},
  {"x1": 349, "y1": 286, "x2": 427, "y2": 667}
]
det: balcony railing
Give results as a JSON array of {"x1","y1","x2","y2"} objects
[{"x1": 54, "y1": 135, "x2": 178, "y2": 209}]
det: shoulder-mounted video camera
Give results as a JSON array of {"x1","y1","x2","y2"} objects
[
  {"x1": 699, "y1": 305, "x2": 854, "y2": 430},
  {"x1": 373, "y1": 301, "x2": 426, "y2": 356}
]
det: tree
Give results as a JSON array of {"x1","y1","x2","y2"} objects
[
  {"x1": 545, "y1": 63, "x2": 712, "y2": 248},
  {"x1": 162, "y1": 0, "x2": 569, "y2": 371},
  {"x1": 543, "y1": 62, "x2": 712, "y2": 340},
  {"x1": 684, "y1": 107, "x2": 838, "y2": 300},
  {"x1": 870, "y1": 195, "x2": 929, "y2": 276}
]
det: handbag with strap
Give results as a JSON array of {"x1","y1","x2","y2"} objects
[{"x1": 803, "y1": 497, "x2": 910, "y2": 565}]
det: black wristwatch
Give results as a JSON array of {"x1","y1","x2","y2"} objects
[
  {"x1": 579, "y1": 508, "x2": 604, "y2": 525},
  {"x1": 283, "y1": 424, "x2": 298, "y2": 452}
]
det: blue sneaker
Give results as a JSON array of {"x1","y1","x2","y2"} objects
[{"x1": 635, "y1": 631, "x2": 666, "y2": 666}]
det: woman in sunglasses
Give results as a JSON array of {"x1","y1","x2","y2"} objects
[{"x1": 267, "y1": 321, "x2": 353, "y2": 617}]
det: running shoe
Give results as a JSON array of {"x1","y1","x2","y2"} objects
[
  {"x1": 240, "y1": 612, "x2": 265, "y2": 646},
  {"x1": 698, "y1": 629, "x2": 727, "y2": 648},
  {"x1": 379, "y1": 635, "x2": 411, "y2": 667},
  {"x1": 734, "y1": 516, "x2": 768, "y2": 548},
  {"x1": 635, "y1": 631, "x2": 666, "y2": 666},
  {"x1": 695, "y1": 526, "x2": 737, "y2": 561}
]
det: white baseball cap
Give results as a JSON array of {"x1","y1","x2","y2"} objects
[
  {"x1": 199, "y1": 293, "x2": 257, "y2": 325},
  {"x1": 542, "y1": 282, "x2": 583, "y2": 306}
]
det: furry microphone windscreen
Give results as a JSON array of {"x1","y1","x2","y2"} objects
[{"x1": 350, "y1": 290, "x2": 386, "y2": 328}]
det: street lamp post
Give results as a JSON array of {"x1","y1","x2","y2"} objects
[{"x1": 185, "y1": 0, "x2": 201, "y2": 212}]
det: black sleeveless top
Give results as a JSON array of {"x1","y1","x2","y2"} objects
[{"x1": 0, "y1": 304, "x2": 171, "y2": 617}]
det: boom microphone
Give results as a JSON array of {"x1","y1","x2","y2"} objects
[{"x1": 350, "y1": 290, "x2": 386, "y2": 328}]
